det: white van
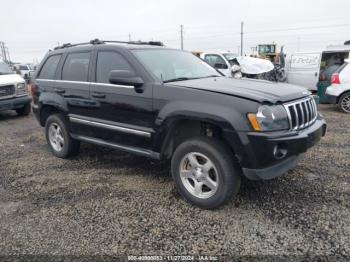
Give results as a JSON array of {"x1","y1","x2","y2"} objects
[{"x1": 287, "y1": 45, "x2": 350, "y2": 91}]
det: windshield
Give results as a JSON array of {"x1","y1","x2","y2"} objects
[
  {"x1": 133, "y1": 49, "x2": 221, "y2": 82},
  {"x1": 223, "y1": 53, "x2": 238, "y2": 61},
  {"x1": 223, "y1": 53, "x2": 239, "y2": 66},
  {"x1": 19, "y1": 65, "x2": 29, "y2": 70},
  {"x1": 0, "y1": 62, "x2": 13, "y2": 75}
]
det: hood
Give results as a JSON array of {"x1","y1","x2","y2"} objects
[
  {"x1": 168, "y1": 77, "x2": 309, "y2": 103},
  {"x1": 0, "y1": 74, "x2": 25, "y2": 85}
]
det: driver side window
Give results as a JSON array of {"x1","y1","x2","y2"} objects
[{"x1": 204, "y1": 54, "x2": 227, "y2": 69}]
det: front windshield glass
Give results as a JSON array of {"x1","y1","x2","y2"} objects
[
  {"x1": 0, "y1": 62, "x2": 13, "y2": 75},
  {"x1": 133, "y1": 49, "x2": 221, "y2": 82},
  {"x1": 223, "y1": 53, "x2": 238, "y2": 61}
]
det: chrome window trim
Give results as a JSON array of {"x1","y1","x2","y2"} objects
[
  {"x1": 69, "y1": 116, "x2": 151, "y2": 138},
  {"x1": 35, "y1": 79, "x2": 134, "y2": 89}
]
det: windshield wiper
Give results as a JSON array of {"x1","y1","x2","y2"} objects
[
  {"x1": 200, "y1": 75, "x2": 220, "y2": 78},
  {"x1": 163, "y1": 77, "x2": 196, "y2": 83},
  {"x1": 163, "y1": 75, "x2": 220, "y2": 83}
]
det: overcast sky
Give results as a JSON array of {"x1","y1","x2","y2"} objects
[{"x1": 1, "y1": 0, "x2": 350, "y2": 63}]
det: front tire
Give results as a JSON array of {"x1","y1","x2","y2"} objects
[
  {"x1": 171, "y1": 137, "x2": 241, "y2": 209},
  {"x1": 16, "y1": 103, "x2": 31, "y2": 116},
  {"x1": 338, "y1": 92, "x2": 350, "y2": 113},
  {"x1": 45, "y1": 114, "x2": 80, "y2": 158}
]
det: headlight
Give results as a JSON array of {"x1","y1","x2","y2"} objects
[
  {"x1": 16, "y1": 83, "x2": 27, "y2": 95},
  {"x1": 247, "y1": 105, "x2": 289, "y2": 131}
]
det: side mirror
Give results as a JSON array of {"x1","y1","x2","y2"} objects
[
  {"x1": 214, "y1": 63, "x2": 228, "y2": 69},
  {"x1": 109, "y1": 70, "x2": 144, "y2": 90}
]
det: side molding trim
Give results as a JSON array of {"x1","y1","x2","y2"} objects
[{"x1": 69, "y1": 116, "x2": 151, "y2": 138}]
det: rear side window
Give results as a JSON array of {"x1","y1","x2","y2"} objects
[
  {"x1": 62, "y1": 52, "x2": 90, "y2": 82},
  {"x1": 39, "y1": 55, "x2": 61, "y2": 79},
  {"x1": 96, "y1": 51, "x2": 133, "y2": 83}
]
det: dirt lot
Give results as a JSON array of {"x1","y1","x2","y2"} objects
[{"x1": 0, "y1": 105, "x2": 349, "y2": 260}]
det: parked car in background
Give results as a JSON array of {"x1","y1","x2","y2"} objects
[
  {"x1": 201, "y1": 52, "x2": 239, "y2": 76},
  {"x1": 286, "y1": 45, "x2": 350, "y2": 91},
  {"x1": 0, "y1": 60, "x2": 31, "y2": 115},
  {"x1": 13, "y1": 64, "x2": 35, "y2": 80},
  {"x1": 326, "y1": 59, "x2": 350, "y2": 113},
  {"x1": 31, "y1": 39, "x2": 326, "y2": 209}
]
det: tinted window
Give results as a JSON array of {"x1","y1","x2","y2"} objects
[
  {"x1": 62, "y1": 52, "x2": 90, "y2": 81},
  {"x1": 39, "y1": 55, "x2": 61, "y2": 79},
  {"x1": 96, "y1": 51, "x2": 133, "y2": 83}
]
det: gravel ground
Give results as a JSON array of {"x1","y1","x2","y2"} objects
[{"x1": 0, "y1": 105, "x2": 349, "y2": 260}]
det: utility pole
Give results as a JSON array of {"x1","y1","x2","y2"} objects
[
  {"x1": 0, "y1": 41, "x2": 8, "y2": 63},
  {"x1": 240, "y1": 21, "x2": 244, "y2": 56},
  {"x1": 180, "y1": 24, "x2": 184, "y2": 50},
  {"x1": 5, "y1": 46, "x2": 11, "y2": 64},
  {"x1": 128, "y1": 33, "x2": 131, "y2": 41}
]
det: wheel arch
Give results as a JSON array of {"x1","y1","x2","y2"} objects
[
  {"x1": 154, "y1": 110, "x2": 245, "y2": 160},
  {"x1": 337, "y1": 90, "x2": 350, "y2": 104},
  {"x1": 38, "y1": 93, "x2": 69, "y2": 126}
]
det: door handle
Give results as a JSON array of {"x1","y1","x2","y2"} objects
[
  {"x1": 54, "y1": 88, "x2": 65, "y2": 94},
  {"x1": 91, "y1": 92, "x2": 106, "y2": 98}
]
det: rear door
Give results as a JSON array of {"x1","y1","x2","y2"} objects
[
  {"x1": 56, "y1": 50, "x2": 94, "y2": 136},
  {"x1": 287, "y1": 52, "x2": 321, "y2": 90}
]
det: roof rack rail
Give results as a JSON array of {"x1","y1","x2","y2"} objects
[{"x1": 53, "y1": 38, "x2": 164, "y2": 50}]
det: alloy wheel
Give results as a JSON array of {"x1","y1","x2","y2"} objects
[
  {"x1": 340, "y1": 95, "x2": 350, "y2": 113},
  {"x1": 179, "y1": 152, "x2": 219, "y2": 199},
  {"x1": 48, "y1": 123, "x2": 65, "y2": 152}
]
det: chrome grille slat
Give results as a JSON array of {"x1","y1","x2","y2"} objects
[
  {"x1": 283, "y1": 97, "x2": 318, "y2": 131},
  {"x1": 293, "y1": 104, "x2": 299, "y2": 130},
  {"x1": 0, "y1": 85, "x2": 16, "y2": 100}
]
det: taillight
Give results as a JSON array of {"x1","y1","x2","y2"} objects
[
  {"x1": 30, "y1": 83, "x2": 37, "y2": 96},
  {"x1": 331, "y1": 73, "x2": 341, "y2": 84}
]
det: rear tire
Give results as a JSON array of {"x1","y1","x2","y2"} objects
[
  {"x1": 171, "y1": 137, "x2": 241, "y2": 209},
  {"x1": 16, "y1": 103, "x2": 31, "y2": 116},
  {"x1": 45, "y1": 114, "x2": 80, "y2": 158},
  {"x1": 338, "y1": 92, "x2": 350, "y2": 113}
]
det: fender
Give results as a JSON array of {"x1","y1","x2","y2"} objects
[
  {"x1": 38, "y1": 92, "x2": 69, "y2": 123},
  {"x1": 153, "y1": 100, "x2": 253, "y2": 158}
]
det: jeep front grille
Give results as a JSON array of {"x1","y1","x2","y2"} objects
[
  {"x1": 284, "y1": 97, "x2": 318, "y2": 131},
  {"x1": 0, "y1": 85, "x2": 15, "y2": 99}
]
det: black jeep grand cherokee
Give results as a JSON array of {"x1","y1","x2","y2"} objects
[{"x1": 32, "y1": 39, "x2": 326, "y2": 209}]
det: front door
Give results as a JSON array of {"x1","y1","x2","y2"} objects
[
  {"x1": 88, "y1": 50, "x2": 154, "y2": 149},
  {"x1": 204, "y1": 54, "x2": 231, "y2": 76}
]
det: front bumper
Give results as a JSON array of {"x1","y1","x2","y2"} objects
[
  {"x1": 0, "y1": 95, "x2": 32, "y2": 111},
  {"x1": 225, "y1": 116, "x2": 326, "y2": 180}
]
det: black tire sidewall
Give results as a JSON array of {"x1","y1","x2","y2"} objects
[
  {"x1": 16, "y1": 103, "x2": 31, "y2": 116},
  {"x1": 45, "y1": 114, "x2": 71, "y2": 158},
  {"x1": 171, "y1": 137, "x2": 241, "y2": 209}
]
